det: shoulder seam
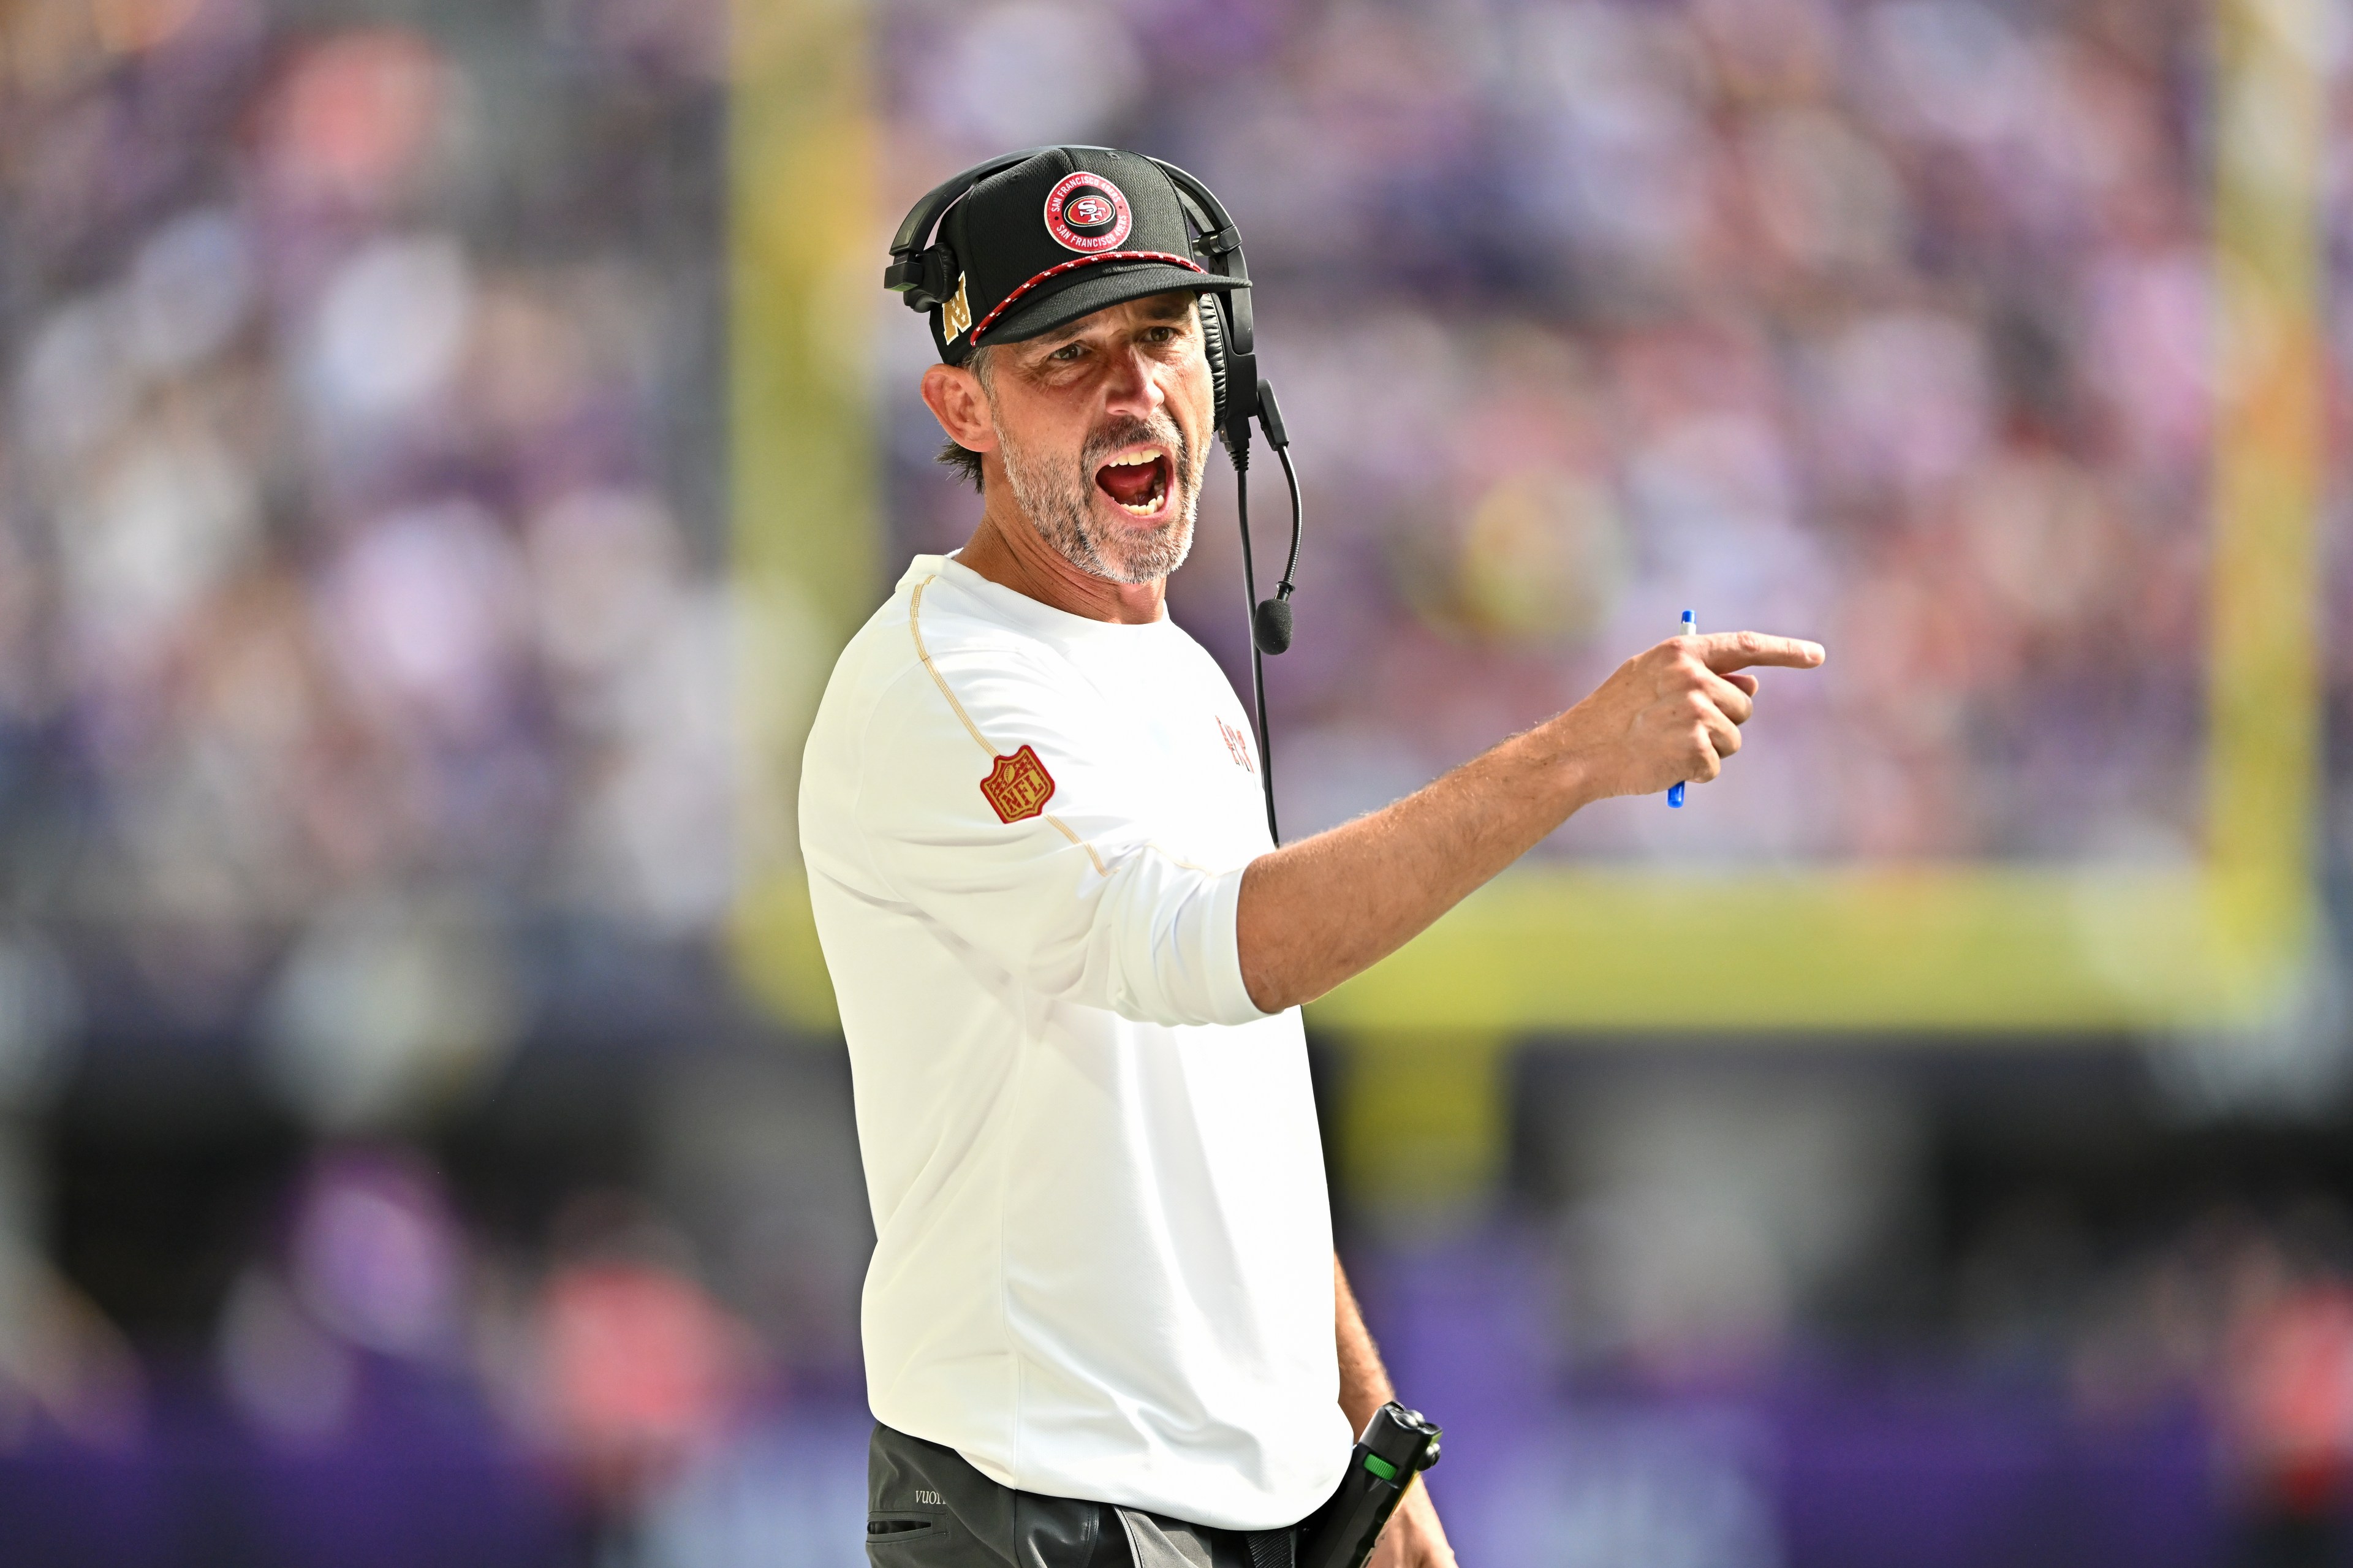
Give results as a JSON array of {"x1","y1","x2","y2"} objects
[
  {"x1": 909, "y1": 575, "x2": 998, "y2": 758},
  {"x1": 909, "y1": 574, "x2": 1107, "y2": 877}
]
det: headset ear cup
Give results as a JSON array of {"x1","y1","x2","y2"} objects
[{"x1": 1197, "y1": 292, "x2": 1230, "y2": 434}]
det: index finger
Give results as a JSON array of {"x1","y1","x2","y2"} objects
[{"x1": 1697, "y1": 631, "x2": 1825, "y2": 672}]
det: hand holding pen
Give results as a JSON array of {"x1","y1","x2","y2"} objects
[{"x1": 1536, "y1": 616, "x2": 1821, "y2": 806}]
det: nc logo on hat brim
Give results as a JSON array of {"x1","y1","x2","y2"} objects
[{"x1": 1044, "y1": 171, "x2": 1132, "y2": 254}]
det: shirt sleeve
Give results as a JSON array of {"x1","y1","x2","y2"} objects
[{"x1": 854, "y1": 646, "x2": 1270, "y2": 1029}]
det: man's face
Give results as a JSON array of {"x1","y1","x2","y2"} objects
[{"x1": 978, "y1": 292, "x2": 1216, "y2": 585}]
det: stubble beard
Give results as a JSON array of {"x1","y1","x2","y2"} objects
[{"x1": 991, "y1": 407, "x2": 1204, "y2": 587}]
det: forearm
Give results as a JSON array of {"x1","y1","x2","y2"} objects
[
  {"x1": 1235, "y1": 628, "x2": 1824, "y2": 1013},
  {"x1": 1238, "y1": 717, "x2": 1597, "y2": 1012},
  {"x1": 1335, "y1": 1256, "x2": 1457, "y2": 1568}
]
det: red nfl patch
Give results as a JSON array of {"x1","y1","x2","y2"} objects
[
  {"x1": 980, "y1": 744, "x2": 1056, "y2": 823},
  {"x1": 1043, "y1": 171, "x2": 1132, "y2": 253}
]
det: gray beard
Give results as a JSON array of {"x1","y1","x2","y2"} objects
[{"x1": 993, "y1": 410, "x2": 1203, "y2": 586}]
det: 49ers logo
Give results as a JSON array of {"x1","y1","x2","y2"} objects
[
  {"x1": 980, "y1": 744, "x2": 1056, "y2": 823},
  {"x1": 1043, "y1": 171, "x2": 1132, "y2": 253}
]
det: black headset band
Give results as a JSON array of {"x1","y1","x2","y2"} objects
[
  {"x1": 1148, "y1": 156, "x2": 1253, "y2": 366},
  {"x1": 887, "y1": 145, "x2": 1056, "y2": 259}
]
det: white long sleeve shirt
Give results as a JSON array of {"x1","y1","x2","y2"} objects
[{"x1": 798, "y1": 553, "x2": 1348, "y2": 1530}]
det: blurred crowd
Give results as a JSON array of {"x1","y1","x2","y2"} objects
[
  {"x1": 1, "y1": 0, "x2": 2351, "y2": 1563},
  {"x1": 881, "y1": 0, "x2": 2330, "y2": 865},
  {"x1": 1, "y1": 0, "x2": 730, "y2": 1085}
]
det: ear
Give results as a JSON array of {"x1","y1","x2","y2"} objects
[{"x1": 920, "y1": 363, "x2": 996, "y2": 457}]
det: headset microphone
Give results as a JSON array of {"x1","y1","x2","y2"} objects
[
  {"x1": 1218, "y1": 369, "x2": 1302, "y2": 843},
  {"x1": 1248, "y1": 381, "x2": 1301, "y2": 656},
  {"x1": 1254, "y1": 591, "x2": 1294, "y2": 657}
]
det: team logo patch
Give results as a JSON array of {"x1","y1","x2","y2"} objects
[
  {"x1": 980, "y1": 744, "x2": 1056, "y2": 823},
  {"x1": 1043, "y1": 170, "x2": 1132, "y2": 253}
]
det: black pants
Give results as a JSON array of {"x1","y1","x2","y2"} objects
[{"x1": 866, "y1": 1422, "x2": 1300, "y2": 1568}]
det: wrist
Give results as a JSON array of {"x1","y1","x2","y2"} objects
[
  {"x1": 1553, "y1": 748, "x2": 1605, "y2": 813},
  {"x1": 1389, "y1": 1480, "x2": 1454, "y2": 1564},
  {"x1": 1533, "y1": 711, "x2": 1608, "y2": 813}
]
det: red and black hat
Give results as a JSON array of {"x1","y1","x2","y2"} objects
[{"x1": 916, "y1": 146, "x2": 1248, "y2": 365}]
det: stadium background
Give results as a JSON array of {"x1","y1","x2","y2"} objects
[{"x1": 0, "y1": 0, "x2": 2349, "y2": 1562}]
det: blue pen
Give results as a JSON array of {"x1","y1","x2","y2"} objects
[{"x1": 1667, "y1": 609, "x2": 1696, "y2": 808}]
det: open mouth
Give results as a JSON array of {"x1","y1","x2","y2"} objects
[{"x1": 1093, "y1": 447, "x2": 1172, "y2": 518}]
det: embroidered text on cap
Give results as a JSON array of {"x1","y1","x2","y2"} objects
[
  {"x1": 941, "y1": 275, "x2": 972, "y2": 341},
  {"x1": 1043, "y1": 170, "x2": 1133, "y2": 254}
]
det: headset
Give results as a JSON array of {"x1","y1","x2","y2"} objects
[{"x1": 887, "y1": 148, "x2": 1303, "y2": 843}]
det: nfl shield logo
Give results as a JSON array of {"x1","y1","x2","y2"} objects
[{"x1": 980, "y1": 744, "x2": 1056, "y2": 823}]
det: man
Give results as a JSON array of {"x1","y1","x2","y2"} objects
[{"x1": 801, "y1": 147, "x2": 1824, "y2": 1567}]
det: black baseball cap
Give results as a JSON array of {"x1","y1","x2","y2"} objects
[{"x1": 926, "y1": 146, "x2": 1248, "y2": 365}]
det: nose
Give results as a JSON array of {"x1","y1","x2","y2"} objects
[{"x1": 1099, "y1": 341, "x2": 1165, "y2": 421}]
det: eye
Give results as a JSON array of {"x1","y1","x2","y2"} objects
[{"x1": 1048, "y1": 342, "x2": 1086, "y2": 363}]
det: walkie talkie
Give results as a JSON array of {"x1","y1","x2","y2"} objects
[{"x1": 1296, "y1": 1403, "x2": 1442, "y2": 1568}]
